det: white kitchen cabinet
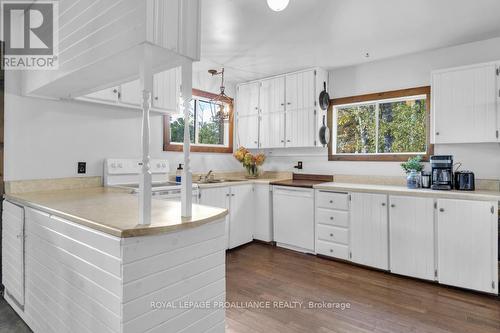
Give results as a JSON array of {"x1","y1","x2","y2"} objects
[
  {"x1": 84, "y1": 86, "x2": 120, "y2": 103},
  {"x1": 199, "y1": 186, "x2": 230, "y2": 249},
  {"x1": 78, "y1": 67, "x2": 180, "y2": 112},
  {"x1": 229, "y1": 184, "x2": 255, "y2": 249},
  {"x1": 253, "y1": 184, "x2": 272, "y2": 242},
  {"x1": 237, "y1": 82, "x2": 260, "y2": 117},
  {"x1": 199, "y1": 185, "x2": 254, "y2": 249},
  {"x1": 273, "y1": 186, "x2": 314, "y2": 253},
  {"x1": 389, "y1": 196, "x2": 435, "y2": 280},
  {"x1": 237, "y1": 115, "x2": 260, "y2": 149},
  {"x1": 153, "y1": 67, "x2": 180, "y2": 112},
  {"x1": 285, "y1": 70, "x2": 316, "y2": 147},
  {"x1": 119, "y1": 80, "x2": 141, "y2": 105},
  {"x1": 2, "y1": 201, "x2": 25, "y2": 306},
  {"x1": 350, "y1": 192, "x2": 389, "y2": 270},
  {"x1": 432, "y1": 62, "x2": 499, "y2": 143},
  {"x1": 437, "y1": 199, "x2": 498, "y2": 294},
  {"x1": 260, "y1": 77, "x2": 286, "y2": 148},
  {"x1": 236, "y1": 68, "x2": 327, "y2": 149}
]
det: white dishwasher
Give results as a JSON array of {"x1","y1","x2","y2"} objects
[{"x1": 273, "y1": 186, "x2": 315, "y2": 253}]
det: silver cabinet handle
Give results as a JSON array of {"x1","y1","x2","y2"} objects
[
  {"x1": 113, "y1": 89, "x2": 118, "y2": 93},
  {"x1": 154, "y1": 96, "x2": 158, "y2": 100},
  {"x1": 329, "y1": 233, "x2": 334, "y2": 237},
  {"x1": 439, "y1": 208, "x2": 444, "y2": 212},
  {"x1": 329, "y1": 249, "x2": 333, "y2": 253},
  {"x1": 330, "y1": 216, "x2": 334, "y2": 220},
  {"x1": 436, "y1": 132, "x2": 440, "y2": 135},
  {"x1": 329, "y1": 200, "x2": 333, "y2": 204},
  {"x1": 382, "y1": 203, "x2": 386, "y2": 206},
  {"x1": 287, "y1": 102, "x2": 291, "y2": 105},
  {"x1": 281, "y1": 140, "x2": 284, "y2": 143},
  {"x1": 280, "y1": 103, "x2": 284, "y2": 106},
  {"x1": 390, "y1": 204, "x2": 395, "y2": 208},
  {"x1": 286, "y1": 140, "x2": 291, "y2": 142}
]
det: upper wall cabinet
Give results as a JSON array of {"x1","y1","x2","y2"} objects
[
  {"x1": 78, "y1": 67, "x2": 180, "y2": 113},
  {"x1": 236, "y1": 68, "x2": 328, "y2": 149},
  {"x1": 432, "y1": 62, "x2": 499, "y2": 144},
  {"x1": 23, "y1": 0, "x2": 200, "y2": 99}
]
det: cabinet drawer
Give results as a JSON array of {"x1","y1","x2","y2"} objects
[
  {"x1": 316, "y1": 208, "x2": 349, "y2": 227},
  {"x1": 316, "y1": 240, "x2": 349, "y2": 260},
  {"x1": 316, "y1": 191, "x2": 349, "y2": 210},
  {"x1": 317, "y1": 224, "x2": 348, "y2": 244}
]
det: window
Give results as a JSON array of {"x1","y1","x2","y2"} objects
[
  {"x1": 329, "y1": 86, "x2": 433, "y2": 161},
  {"x1": 163, "y1": 89, "x2": 234, "y2": 153}
]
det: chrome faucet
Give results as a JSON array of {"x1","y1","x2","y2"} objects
[{"x1": 201, "y1": 170, "x2": 213, "y2": 182}]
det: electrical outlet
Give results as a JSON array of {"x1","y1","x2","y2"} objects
[{"x1": 77, "y1": 162, "x2": 86, "y2": 174}]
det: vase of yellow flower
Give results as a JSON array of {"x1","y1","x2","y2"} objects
[{"x1": 233, "y1": 147, "x2": 266, "y2": 179}]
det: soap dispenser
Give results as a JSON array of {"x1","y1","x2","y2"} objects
[{"x1": 176, "y1": 164, "x2": 183, "y2": 183}]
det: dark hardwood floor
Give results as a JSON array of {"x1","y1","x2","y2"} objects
[
  {"x1": 0, "y1": 243, "x2": 498, "y2": 332},
  {"x1": 226, "y1": 243, "x2": 500, "y2": 333}
]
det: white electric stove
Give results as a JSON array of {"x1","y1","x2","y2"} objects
[{"x1": 104, "y1": 158, "x2": 199, "y2": 202}]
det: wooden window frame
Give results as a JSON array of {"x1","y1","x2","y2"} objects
[
  {"x1": 328, "y1": 86, "x2": 434, "y2": 162},
  {"x1": 163, "y1": 88, "x2": 234, "y2": 154}
]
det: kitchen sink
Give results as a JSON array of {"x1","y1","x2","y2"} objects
[{"x1": 195, "y1": 179, "x2": 247, "y2": 184}]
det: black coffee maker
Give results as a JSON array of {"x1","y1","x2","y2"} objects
[{"x1": 430, "y1": 155, "x2": 453, "y2": 190}]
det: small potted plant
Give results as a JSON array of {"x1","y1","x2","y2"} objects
[
  {"x1": 233, "y1": 147, "x2": 266, "y2": 178},
  {"x1": 401, "y1": 156, "x2": 424, "y2": 189}
]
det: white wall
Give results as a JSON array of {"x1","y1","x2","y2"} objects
[
  {"x1": 4, "y1": 72, "x2": 240, "y2": 181},
  {"x1": 262, "y1": 37, "x2": 500, "y2": 180}
]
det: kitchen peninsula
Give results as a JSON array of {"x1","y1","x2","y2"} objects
[{"x1": 2, "y1": 185, "x2": 228, "y2": 333}]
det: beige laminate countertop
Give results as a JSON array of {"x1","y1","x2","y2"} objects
[
  {"x1": 313, "y1": 182, "x2": 500, "y2": 201},
  {"x1": 5, "y1": 187, "x2": 228, "y2": 238},
  {"x1": 195, "y1": 177, "x2": 289, "y2": 189}
]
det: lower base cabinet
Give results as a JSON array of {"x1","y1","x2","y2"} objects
[
  {"x1": 253, "y1": 184, "x2": 272, "y2": 242},
  {"x1": 199, "y1": 184, "x2": 254, "y2": 249},
  {"x1": 437, "y1": 199, "x2": 498, "y2": 294},
  {"x1": 273, "y1": 186, "x2": 314, "y2": 253},
  {"x1": 350, "y1": 192, "x2": 389, "y2": 270},
  {"x1": 389, "y1": 196, "x2": 435, "y2": 280}
]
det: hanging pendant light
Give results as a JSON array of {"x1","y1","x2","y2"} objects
[
  {"x1": 208, "y1": 68, "x2": 230, "y2": 120},
  {"x1": 267, "y1": 0, "x2": 290, "y2": 12}
]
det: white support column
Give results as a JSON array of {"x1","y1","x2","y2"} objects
[
  {"x1": 138, "y1": 45, "x2": 154, "y2": 225},
  {"x1": 181, "y1": 60, "x2": 193, "y2": 217}
]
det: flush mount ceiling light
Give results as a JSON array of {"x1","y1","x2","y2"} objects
[{"x1": 267, "y1": 0, "x2": 290, "y2": 12}]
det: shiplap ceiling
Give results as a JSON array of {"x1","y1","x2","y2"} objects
[{"x1": 196, "y1": 0, "x2": 500, "y2": 84}]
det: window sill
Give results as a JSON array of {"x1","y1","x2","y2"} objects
[
  {"x1": 328, "y1": 151, "x2": 432, "y2": 162},
  {"x1": 164, "y1": 144, "x2": 232, "y2": 154}
]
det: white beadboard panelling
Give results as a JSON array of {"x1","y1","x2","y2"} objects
[
  {"x1": 26, "y1": 235, "x2": 121, "y2": 316},
  {"x1": 121, "y1": 220, "x2": 225, "y2": 263},
  {"x1": 389, "y1": 196, "x2": 435, "y2": 280},
  {"x1": 237, "y1": 114, "x2": 259, "y2": 148},
  {"x1": 123, "y1": 251, "x2": 224, "y2": 302},
  {"x1": 437, "y1": 199, "x2": 498, "y2": 293},
  {"x1": 2, "y1": 201, "x2": 25, "y2": 306},
  {"x1": 27, "y1": 256, "x2": 119, "y2": 332},
  {"x1": 350, "y1": 192, "x2": 389, "y2": 270},
  {"x1": 26, "y1": 213, "x2": 121, "y2": 278},
  {"x1": 123, "y1": 271, "x2": 225, "y2": 333},
  {"x1": 228, "y1": 184, "x2": 254, "y2": 249},
  {"x1": 177, "y1": 308, "x2": 225, "y2": 333}
]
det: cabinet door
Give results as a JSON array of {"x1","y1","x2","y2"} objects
[
  {"x1": 350, "y1": 193, "x2": 389, "y2": 270},
  {"x1": 229, "y1": 185, "x2": 254, "y2": 249},
  {"x1": 253, "y1": 184, "x2": 272, "y2": 242},
  {"x1": 389, "y1": 196, "x2": 435, "y2": 280},
  {"x1": 120, "y1": 80, "x2": 141, "y2": 106},
  {"x1": 85, "y1": 86, "x2": 120, "y2": 103},
  {"x1": 153, "y1": 67, "x2": 180, "y2": 112},
  {"x1": 200, "y1": 187, "x2": 230, "y2": 249},
  {"x1": 432, "y1": 63, "x2": 498, "y2": 143},
  {"x1": 2, "y1": 201, "x2": 25, "y2": 306},
  {"x1": 273, "y1": 186, "x2": 314, "y2": 252},
  {"x1": 437, "y1": 199, "x2": 498, "y2": 293},
  {"x1": 285, "y1": 70, "x2": 316, "y2": 147},
  {"x1": 260, "y1": 77, "x2": 285, "y2": 148},
  {"x1": 237, "y1": 82, "x2": 260, "y2": 117},
  {"x1": 237, "y1": 114, "x2": 259, "y2": 149}
]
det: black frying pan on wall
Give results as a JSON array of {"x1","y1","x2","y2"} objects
[{"x1": 319, "y1": 81, "x2": 329, "y2": 111}]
